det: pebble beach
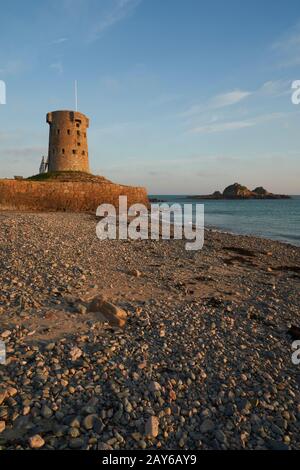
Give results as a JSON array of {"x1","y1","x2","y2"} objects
[{"x1": 0, "y1": 211, "x2": 299, "y2": 450}]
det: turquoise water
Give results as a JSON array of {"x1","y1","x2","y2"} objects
[{"x1": 150, "y1": 195, "x2": 300, "y2": 246}]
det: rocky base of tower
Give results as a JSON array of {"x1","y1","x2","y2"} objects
[{"x1": 0, "y1": 172, "x2": 148, "y2": 212}]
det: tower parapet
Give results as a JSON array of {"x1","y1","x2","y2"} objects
[{"x1": 46, "y1": 110, "x2": 89, "y2": 173}]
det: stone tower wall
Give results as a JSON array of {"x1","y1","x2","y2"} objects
[{"x1": 47, "y1": 110, "x2": 90, "y2": 173}]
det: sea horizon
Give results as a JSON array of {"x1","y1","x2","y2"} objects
[{"x1": 150, "y1": 194, "x2": 300, "y2": 247}]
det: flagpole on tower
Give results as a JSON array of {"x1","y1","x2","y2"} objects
[{"x1": 75, "y1": 80, "x2": 78, "y2": 111}]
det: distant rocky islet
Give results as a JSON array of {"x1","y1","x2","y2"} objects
[{"x1": 189, "y1": 183, "x2": 291, "y2": 200}]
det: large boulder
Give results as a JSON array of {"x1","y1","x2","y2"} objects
[
  {"x1": 253, "y1": 186, "x2": 269, "y2": 196},
  {"x1": 212, "y1": 191, "x2": 222, "y2": 198},
  {"x1": 223, "y1": 183, "x2": 254, "y2": 199},
  {"x1": 88, "y1": 295, "x2": 127, "y2": 328}
]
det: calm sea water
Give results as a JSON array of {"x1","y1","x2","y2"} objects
[{"x1": 150, "y1": 195, "x2": 300, "y2": 247}]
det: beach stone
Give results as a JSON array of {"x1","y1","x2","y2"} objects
[
  {"x1": 200, "y1": 419, "x2": 215, "y2": 433},
  {"x1": 215, "y1": 429, "x2": 227, "y2": 444},
  {"x1": 1, "y1": 330, "x2": 11, "y2": 339},
  {"x1": 7, "y1": 387, "x2": 17, "y2": 397},
  {"x1": 149, "y1": 381, "x2": 161, "y2": 393},
  {"x1": 93, "y1": 417, "x2": 105, "y2": 434},
  {"x1": 98, "y1": 442, "x2": 113, "y2": 450},
  {"x1": 69, "y1": 438, "x2": 85, "y2": 449},
  {"x1": 23, "y1": 404, "x2": 31, "y2": 417},
  {"x1": 237, "y1": 399, "x2": 252, "y2": 413},
  {"x1": 125, "y1": 402, "x2": 133, "y2": 413},
  {"x1": 69, "y1": 416, "x2": 81, "y2": 428},
  {"x1": 82, "y1": 414, "x2": 103, "y2": 431},
  {"x1": 29, "y1": 434, "x2": 45, "y2": 449},
  {"x1": 76, "y1": 304, "x2": 87, "y2": 314},
  {"x1": 41, "y1": 404, "x2": 53, "y2": 418},
  {"x1": 69, "y1": 346, "x2": 83, "y2": 361},
  {"x1": 0, "y1": 407, "x2": 8, "y2": 421},
  {"x1": 145, "y1": 416, "x2": 159, "y2": 438},
  {"x1": 267, "y1": 439, "x2": 290, "y2": 451},
  {"x1": 69, "y1": 428, "x2": 80, "y2": 438},
  {"x1": 88, "y1": 295, "x2": 108, "y2": 313},
  {"x1": 0, "y1": 389, "x2": 7, "y2": 405},
  {"x1": 128, "y1": 269, "x2": 142, "y2": 278},
  {"x1": 88, "y1": 295, "x2": 127, "y2": 328},
  {"x1": 0, "y1": 421, "x2": 5, "y2": 433},
  {"x1": 139, "y1": 440, "x2": 147, "y2": 449}
]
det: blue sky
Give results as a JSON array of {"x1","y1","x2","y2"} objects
[{"x1": 1, "y1": 0, "x2": 300, "y2": 194}]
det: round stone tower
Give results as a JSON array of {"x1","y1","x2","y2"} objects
[{"x1": 46, "y1": 110, "x2": 90, "y2": 173}]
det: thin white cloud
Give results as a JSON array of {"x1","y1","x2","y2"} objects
[
  {"x1": 272, "y1": 22, "x2": 300, "y2": 68},
  {"x1": 190, "y1": 112, "x2": 286, "y2": 134},
  {"x1": 178, "y1": 104, "x2": 202, "y2": 118},
  {"x1": 87, "y1": 0, "x2": 141, "y2": 43},
  {"x1": 210, "y1": 90, "x2": 252, "y2": 109},
  {"x1": 179, "y1": 89, "x2": 252, "y2": 117},
  {"x1": 179, "y1": 79, "x2": 292, "y2": 122},
  {"x1": 259, "y1": 80, "x2": 291, "y2": 96},
  {"x1": 50, "y1": 37, "x2": 69, "y2": 45},
  {"x1": 272, "y1": 23, "x2": 300, "y2": 51},
  {"x1": 190, "y1": 120, "x2": 253, "y2": 134}
]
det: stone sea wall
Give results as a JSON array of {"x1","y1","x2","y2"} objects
[{"x1": 0, "y1": 180, "x2": 148, "y2": 212}]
